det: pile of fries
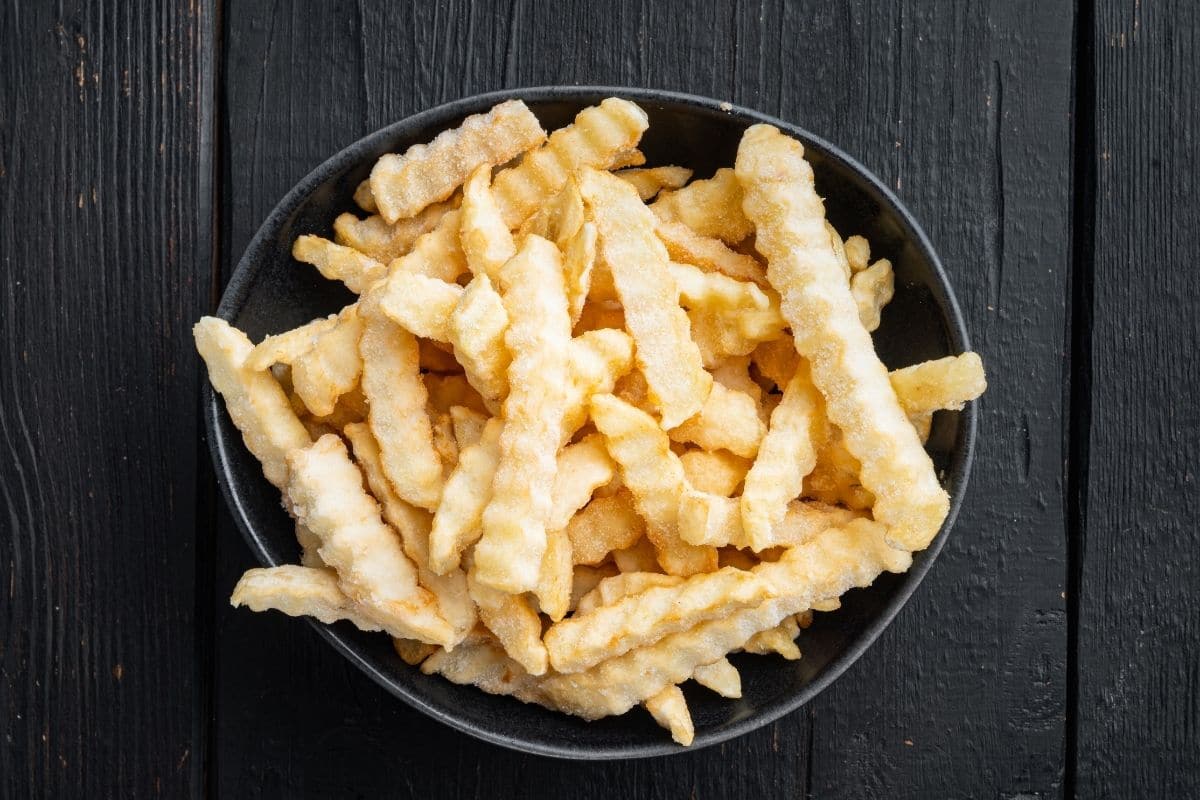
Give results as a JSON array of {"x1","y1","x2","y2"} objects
[{"x1": 197, "y1": 98, "x2": 986, "y2": 745}]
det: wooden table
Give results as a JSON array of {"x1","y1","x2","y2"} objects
[{"x1": 2, "y1": 1, "x2": 1196, "y2": 797}]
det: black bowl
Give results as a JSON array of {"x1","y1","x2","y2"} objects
[{"x1": 205, "y1": 86, "x2": 977, "y2": 759}]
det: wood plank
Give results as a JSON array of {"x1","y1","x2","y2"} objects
[
  {"x1": 788, "y1": 3, "x2": 1075, "y2": 797},
  {"x1": 1075, "y1": 1, "x2": 1200, "y2": 795},
  {"x1": 214, "y1": 1, "x2": 1071, "y2": 796},
  {"x1": 0, "y1": 1, "x2": 217, "y2": 797}
]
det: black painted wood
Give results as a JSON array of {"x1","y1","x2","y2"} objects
[
  {"x1": 1074, "y1": 2, "x2": 1200, "y2": 796},
  {"x1": 0, "y1": 1, "x2": 216, "y2": 798},
  {"x1": 213, "y1": 1, "x2": 1072, "y2": 797},
  {"x1": 6, "y1": 0, "x2": 1199, "y2": 795}
]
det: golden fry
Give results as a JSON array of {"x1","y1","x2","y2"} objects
[
  {"x1": 736, "y1": 124, "x2": 948, "y2": 551},
  {"x1": 581, "y1": 168, "x2": 713, "y2": 428}
]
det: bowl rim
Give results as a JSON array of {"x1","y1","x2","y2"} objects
[{"x1": 204, "y1": 84, "x2": 977, "y2": 760}]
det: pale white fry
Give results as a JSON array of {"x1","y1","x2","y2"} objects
[
  {"x1": 460, "y1": 164, "x2": 517, "y2": 281},
  {"x1": 286, "y1": 435, "x2": 454, "y2": 645},
  {"x1": 744, "y1": 614, "x2": 802, "y2": 660},
  {"x1": 430, "y1": 409, "x2": 460, "y2": 477},
  {"x1": 574, "y1": 572, "x2": 685, "y2": 616},
  {"x1": 559, "y1": 331, "x2": 635, "y2": 449},
  {"x1": 370, "y1": 99, "x2": 546, "y2": 223},
  {"x1": 736, "y1": 124, "x2": 949, "y2": 551},
  {"x1": 889, "y1": 352, "x2": 988, "y2": 417},
  {"x1": 353, "y1": 179, "x2": 377, "y2": 213},
  {"x1": 644, "y1": 685, "x2": 695, "y2": 746},
  {"x1": 563, "y1": 221, "x2": 597, "y2": 325},
  {"x1": 547, "y1": 434, "x2": 616, "y2": 531},
  {"x1": 669, "y1": 261, "x2": 770, "y2": 313},
  {"x1": 711, "y1": 355, "x2": 763, "y2": 401},
  {"x1": 679, "y1": 448, "x2": 751, "y2": 496},
  {"x1": 244, "y1": 313, "x2": 340, "y2": 372},
  {"x1": 492, "y1": 98, "x2": 650, "y2": 229},
  {"x1": 580, "y1": 167, "x2": 713, "y2": 428},
  {"x1": 843, "y1": 234, "x2": 871, "y2": 272},
  {"x1": 230, "y1": 565, "x2": 383, "y2": 632},
  {"x1": 420, "y1": 635, "x2": 544, "y2": 705},
  {"x1": 517, "y1": 177, "x2": 586, "y2": 248},
  {"x1": 851, "y1": 258, "x2": 895, "y2": 332},
  {"x1": 359, "y1": 308, "x2": 443, "y2": 510},
  {"x1": 589, "y1": 394, "x2": 717, "y2": 576},
  {"x1": 448, "y1": 405, "x2": 489, "y2": 450},
  {"x1": 568, "y1": 563, "x2": 620, "y2": 614},
  {"x1": 615, "y1": 165, "x2": 694, "y2": 200},
  {"x1": 429, "y1": 417, "x2": 503, "y2": 575},
  {"x1": 668, "y1": 382, "x2": 766, "y2": 459},
  {"x1": 290, "y1": 306, "x2": 363, "y2": 417},
  {"x1": 376, "y1": 272, "x2": 463, "y2": 342},
  {"x1": 467, "y1": 564, "x2": 549, "y2": 675},
  {"x1": 295, "y1": 522, "x2": 325, "y2": 568},
  {"x1": 448, "y1": 274, "x2": 510, "y2": 405},
  {"x1": 537, "y1": 520, "x2": 911, "y2": 719},
  {"x1": 826, "y1": 222, "x2": 852, "y2": 281},
  {"x1": 610, "y1": 535, "x2": 662, "y2": 574},
  {"x1": 566, "y1": 490, "x2": 646, "y2": 566},
  {"x1": 535, "y1": 527, "x2": 574, "y2": 622},
  {"x1": 292, "y1": 235, "x2": 387, "y2": 295},
  {"x1": 750, "y1": 337, "x2": 800, "y2": 390},
  {"x1": 381, "y1": 207, "x2": 469, "y2": 284},
  {"x1": 333, "y1": 199, "x2": 456, "y2": 264},
  {"x1": 651, "y1": 168, "x2": 752, "y2": 244},
  {"x1": 687, "y1": 306, "x2": 786, "y2": 368},
  {"x1": 692, "y1": 658, "x2": 742, "y2": 698},
  {"x1": 193, "y1": 317, "x2": 311, "y2": 490},
  {"x1": 608, "y1": 147, "x2": 647, "y2": 168},
  {"x1": 534, "y1": 435, "x2": 613, "y2": 620},
  {"x1": 475, "y1": 237, "x2": 572, "y2": 593},
  {"x1": 741, "y1": 362, "x2": 820, "y2": 551},
  {"x1": 655, "y1": 219, "x2": 767, "y2": 285},
  {"x1": 345, "y1": 422, "x2": 476, "y2": 640},
  {"x1": 545, "y1": 566, "x2": 769, "y2": 673},
  {"x1": 424, "y1": 373, "x2": 490, "y2": 416}
]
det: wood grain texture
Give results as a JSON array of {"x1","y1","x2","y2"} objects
[
  {"x1": 0, "y1": 1, "x2": 216, "y2": 798},
  {"x1": 214, "y1": 1, "x2": 1072, "y2": 798},
  {"x1": 1075, "y1": 1, "x2": 1200, "y2": 795},
  {"x1": 787, "y1": 3, "x2": 1075, "y2": 797}
]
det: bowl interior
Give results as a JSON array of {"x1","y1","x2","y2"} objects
[{"x1": 208, "y1": 88, "x2": 974, "y2": 759}]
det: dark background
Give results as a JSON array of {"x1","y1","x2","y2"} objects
[{"x1": 1, "y1": 0, "x2": 1196, "y2": 797}]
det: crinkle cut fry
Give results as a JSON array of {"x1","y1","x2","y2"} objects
[
  {"x1": 358, "y1": 307, "x2": 444, "y2": 510},
  {"x1": 369, "y1": 99, "x2": 546, "y2": 223},
  {"x1": 333, "y1": 199, "x2": 456, "y2": 264},
  {"x1": 285, "y1": 435, "x2": 454, "y2": 646},
  {"x1": 589, "y1": 394, "x2": 718, "y2": 576},
  {"x1": 230, "y1": 565, "x2": 383, "y2": 632},
  {"x1": 740, "y1": 361, "x2": 821, "y2": 551},
  {"x1": 536, "y1": 519, "x2": 911, "y2": 719},
  {"x1": 292, "y1": 235, "x2": 387, "y2": 295},
  {"x1": 344, "y1": 422, "x2": 476, "y2": 641},
  {"x1": 474, "y1": 236, "x2": 573, "y2": 593},
  {"x1": 492, "y1": 98, "x2": 650, "y2": 229},
  {"x1": 651, "y1": 167, "x2": 753, "y2": 244},
  {"x1": 193, "y1": 317, "x2": 310, "y2": 490},
  {"x1": 644, "y1": 685, "x2": 695, "y2": 746},
  {"x1": 544, "y1": 566, "x2": 771, "y2": 673},
  {"x1": 466, "y1": 565, "x2": 549, "y2": 676},
  {"x1": 735, "y1": 123, "x2": 949, "y2": 551},
  {"x1": 428, "y1": 417, "x2": 504, "y2": 575},
  {"x1": 580, "y1": 167, "x2": 713, "y2": 429}
]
